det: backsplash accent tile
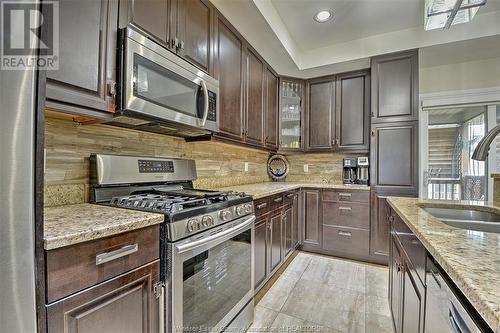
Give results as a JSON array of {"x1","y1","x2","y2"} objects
[
  {"x1": 284, "y1": 151, "x2": 368, "y2": 184},
  {"x1": 44, "y1": 115, "x2": 361, "y2": 207},
  {"x1": 44, "y1": 115, "x2": 270, "y2": 206}
]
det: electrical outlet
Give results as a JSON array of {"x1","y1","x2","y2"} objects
[
  {"x1": 244, "y1": 162, "x2": 249, "y2": 172},
  {"x1": 303, "y1": 164, "x2": 309, "y2": 173}
]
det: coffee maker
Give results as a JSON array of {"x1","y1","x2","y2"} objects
[
  {"x1": 356, "y1": 157, "x2": 369, "y2": 185},
  {"x1": 343, "y1": 157, "x2": 369, "y2": 185},
  {"x1": 343, "y1": 157, "x2": 357, "y2": 184}
]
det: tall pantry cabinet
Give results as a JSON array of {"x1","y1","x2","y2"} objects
[{"x1": 369, "y1": 50, "x2": 419, "y2": 264}]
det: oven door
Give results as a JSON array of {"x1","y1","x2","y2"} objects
[
  {"x1": 122, "y1": 28, "x2": 219, "y2": 133},
  {"x1": 169, "y1": 215, "x2": 255, "y2": 333}
]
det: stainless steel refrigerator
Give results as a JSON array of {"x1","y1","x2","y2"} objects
[{"x1": 0, "y1": 1, "x2": 39, "y2": 331}]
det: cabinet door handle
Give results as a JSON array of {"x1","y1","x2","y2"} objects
[
  {"x1": 256, "y1": 202, "x2": 267, "y2": 209},
  {"x1": 338, "y1": 231, "x2": 352, "y2": 237},
  {"x1": 178, "y1": 40, "x2": 185, "y2": 51},
  {"x1": 274, "y1": 197, "x2": 283, "y2": 203},
  {"x1": 286, "y1": 193, "x2": 294, "y2": 198},
  {"x1": 154, "y1": 282, "x2": 165, "y2": 333},
  {"x1": 338, "y1": 206, "x2": 352, "y2": 211},
  {"x1": 96, "y1": 244, "x2": 138, "y2": 265}
]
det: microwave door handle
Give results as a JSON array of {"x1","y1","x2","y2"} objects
[{"x1": 200, "y1": 80, "x2": 209, "y2": 127}]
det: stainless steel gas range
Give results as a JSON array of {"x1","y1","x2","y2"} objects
[{"x1": 90, "y1": 154, "x2": 255, "y2": 333}]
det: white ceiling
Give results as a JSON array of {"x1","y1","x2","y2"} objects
[
  {"x1": 271, "y1": 0, "x2": 424, "y2": 51},
  {"x1": 210, "y1": 0, "x2": 500, "y2": 77}
]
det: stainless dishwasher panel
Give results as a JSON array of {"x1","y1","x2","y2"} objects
[{"x1": 425, "y1": 257, "x2": 483, "y2": 333}]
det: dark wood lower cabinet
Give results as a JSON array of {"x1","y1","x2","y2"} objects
[
  {"x1": 254, "y1": 191, "x2": 299, "y2": 292},
  {"x1": 283, "y1": 206, "x2": 293, "y2": 256},
  {"x1": 269, "y1": 211, "x2": 283, "y2": 273},
  {"x1": 389, "y1": 235, "x2": 403, "y2": 333},
  {"x1": 254, "y1": 217, "x2": 268, "y2": 289},
  {"x1": 47, "y1": 260, "x2": 160, "y2": 333},
  {"x1": 292, "y1": 192, "x2": 300, "y2": 249},
  {"x1": 389, "y1": 209, "x2": 425, "y2": 333},
  {"x1": 402, "y1": 262, "x2": 424, "y2": 333},
  {"x1": 302, "y1": 189, "x2": 321, "y2": 248}
]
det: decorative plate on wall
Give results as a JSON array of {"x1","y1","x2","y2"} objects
[{"x1": 267, "y1": 154, "x2": 289, "y2": 181}]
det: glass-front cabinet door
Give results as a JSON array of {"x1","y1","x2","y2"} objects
[{"x1": 280, "y1": 79, "x2": 304, "y2": 150}]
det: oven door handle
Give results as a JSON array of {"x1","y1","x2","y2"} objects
[
  {"x1": 199, "y1": 80, "x2": 209, "y2": 127},
  {"x1": 176, "y1": 215, "x2": 255, "y2": 254}
]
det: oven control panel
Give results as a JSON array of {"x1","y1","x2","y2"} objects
[{"x1": 138, "y1": 160, "x2": 174, "y2": 173}]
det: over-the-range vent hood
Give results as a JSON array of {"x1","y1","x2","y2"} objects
[{"x1": 105, "y1": 112, "x2": 211, "y2": 138}]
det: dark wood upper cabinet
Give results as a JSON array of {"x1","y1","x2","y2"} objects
[
  {"x1": 279, "y1": 78, "x2": 305, "y2": 151},
  {"x1": 123, "y1": 0, "x2": 214, "y2": 74},
  {"x1": 265, "y1": 68, "x2": 279, "y2": 150},
  {"x1": 46, "y1": 0, "x2": 118, "y2": 114},
  {"x1": 371, "y1": 121, "x2": 418, "y2": 193},
  {"x1": 176, "y1": 0, "x2": 214, "y2": 74},
  {"x1": 245, "y1": 49, "x2": 265, "y2": 145},
  {"x1": 335, "y1": 71, "x2": 370, "y2": 152},
  {"x1": 371, "y1": 50, "x2": 418, "y2": 123},
  {"x1": 127, "y1": 0, "x2": 170, "y2": 45},
  {"x1": 216, "y1": 17, "x2": 244, "y2": 140},
  {"x1": 306, "y1": 78, "x2": 335, "y2": 150},
  {"x1": 47, "y1": 261, "x2": 160, "y2": 333}
]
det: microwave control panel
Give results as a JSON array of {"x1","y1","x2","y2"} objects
[{"x1": 207, "y1": 91, "x2": 217, "y2": 121}]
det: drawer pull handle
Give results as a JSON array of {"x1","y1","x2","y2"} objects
[
  {"x1": 256, "y1": 203, "x2": 267, "y2": 209},
  {"x1": 96, "y1": 244, "x2": 138, "y2": 265},
  {"x1": 286, "y1": 193, "x2": 294, "y2": 198},
  {"x1": 339, "y1": 193, "x2": 351, "y2": 199},
  {"x1": 274, "y1": 197, "x2": 283, "y2": 203},
  {"x1": 338, "y1": 206, "x2": 352, "y2": 211},
  {"x1": 338, "y1": 231, "x2": 352, "y2": 237}
]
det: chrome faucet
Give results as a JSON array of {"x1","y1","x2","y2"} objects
[{"x1": 472, "y1": 124, "x2": 500, "y2": 161}]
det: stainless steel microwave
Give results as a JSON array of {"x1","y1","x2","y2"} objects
[{"x1": 108, "y1": 27, "x2": 219, "y2": 137}]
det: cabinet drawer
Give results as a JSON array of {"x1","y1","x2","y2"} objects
[
  {"x1": 269, "y1": 193, "x2": 285, "y2": 210},
  {"x1": 392, "y1": 214, "x2": 426, "y2": 284},
  {"x1": 322, "y1": 190, "x2": 369, "y2": 203},
  {"x1": 47, "y1": 225, "x2": 160, "y2": 303},
  {"x1": 254, "y1": 197, "x2": 270, "y2": 216},
  {"x1": 322, "y1": 225, "x2": 369, "y2": 256},
  {"x1": 322, "y1": 202, "x2": 369, "y2": 229},
  {"x1": 283, "y1": 191, "x2": 296, "y2": 205}
]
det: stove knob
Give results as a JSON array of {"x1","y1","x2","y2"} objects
[
  {"x1": 244, "y1": 203, "x2": 253, "y2": 214},
  {"x1": 236, "y1": 205, "x2": 245, "y2": 216},
  {"x1": 219, "y1": 210, "x2": 232, "y2": 221},
  {"x1": 187, "y1": 219, "x2": 198, "y2": 232},
  {"x1": 202, "y1": 215, "x2": 213, "y2": 227}
]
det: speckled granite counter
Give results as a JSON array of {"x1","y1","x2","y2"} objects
[
  {"x1": 44, "y1": 203, "x2": 164, "y2": 250},
  {"x1": 387, "y1": 197, "x2": 500, "y2": 333},
  {"x1": 216, "y1": 182, "x2": 370, "y2": 199}
]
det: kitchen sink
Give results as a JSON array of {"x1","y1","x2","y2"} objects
[{"x1": 421, "y1": 207, "x2": 500, "y2": 233}]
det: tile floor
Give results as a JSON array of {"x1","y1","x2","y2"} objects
[{"x1": 248, "y1": 252, "x2": 394, "y2": 333}]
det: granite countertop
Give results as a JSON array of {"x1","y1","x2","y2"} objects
[
  {"x1": 216, "y1": 182, "x2": 370, "y2": 199},
  {"x1": 387, "y1": 197, "x2": 500, "y2": 333},
  {"x1": 44, "y1": 203, "x2": 164, "y2": 250}
]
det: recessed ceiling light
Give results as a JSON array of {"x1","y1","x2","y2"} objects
[{"x1": 314, "y1": 10, "x2": 333, "y2": 23}]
